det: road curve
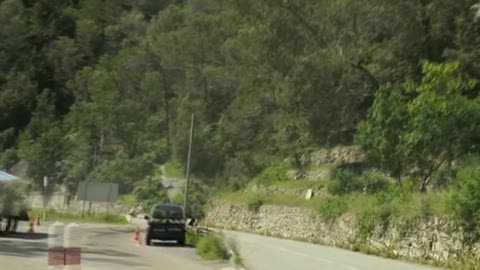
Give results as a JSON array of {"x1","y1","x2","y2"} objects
[
  {"x1": 0, "y1": 222, "x2": 228, "y2": 270},
  {"x1": 223, "y1": 230, "x2": 443, "y2": 270}
]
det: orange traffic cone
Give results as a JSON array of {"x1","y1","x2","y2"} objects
[
  {"x1": 28, "y1": 219, "x2": 35, "y2": 234},
  {"x1": 133, "y1": 226, "x2": 141, "y2": 246}
]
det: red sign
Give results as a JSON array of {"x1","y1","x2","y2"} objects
[
  {"x1": 48, "y1": 248, "x2": 65, "y2": 266},
  {"x1": 65, "y1": 248, "x2": 81, "y2": 265}
]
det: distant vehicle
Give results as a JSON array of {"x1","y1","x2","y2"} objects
[{"x1": 144, "y1": 204, "x2": 186, "y2": 246}]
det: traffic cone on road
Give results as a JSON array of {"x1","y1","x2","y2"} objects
[
  {"x1": 133, "y1": 226, "x2": 141, "y2": 246},
  {"x1": 28, "y1": 219, "x2": 35, "y2": 234}
]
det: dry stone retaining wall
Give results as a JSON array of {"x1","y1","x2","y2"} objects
[{"x1": 204, "y1": 201, "x2": 478, "y2": 267}]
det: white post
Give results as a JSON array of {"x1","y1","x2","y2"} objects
[
  {"x1": 48, "y1": 222, "x2": 65, "y2": 270},
  {"x1": 65, "y1": 223, "x2": 82, "y2": 270},
  {"x1": 43, "y1": 176, "x2": 49, "y2": 221}
]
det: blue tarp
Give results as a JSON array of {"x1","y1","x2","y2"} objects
[{"x1": 0, "y1": 171, "x2": 19, "y2": 182}]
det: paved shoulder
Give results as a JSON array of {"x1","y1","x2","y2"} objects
[{"x1": 223, "y1": 230, "x2": 442, "y2": 270}]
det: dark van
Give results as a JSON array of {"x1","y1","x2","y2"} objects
[{"x1": 145, "y1": 204, "x2": 186, "y2": 246}]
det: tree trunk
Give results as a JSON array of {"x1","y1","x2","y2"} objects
[
  {"x1": 396, "y1": 175, "x2": 402, "y2": 187},
  {"x1": 420, "y1": 175, "x2": 431, "y2": 193}
]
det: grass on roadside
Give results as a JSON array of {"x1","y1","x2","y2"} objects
[
  {"x1": 219, "y1": 189, "x2": 452, "y2": 221},
  {"x1": 194, "y1": 231, "x2": 245, "y2": 268},
  {"x1": 226, "y1": 238, "x2": 244, "y2": 268},
  {"x1": 267, "y1": 180, "x2": 327, "y2": 190},
  {"x1": 196, "y1": 233, "x2": 229, "y2": 261},
  {"x1": 29, "y1": 208, "x2": 128, "y2": 225}
]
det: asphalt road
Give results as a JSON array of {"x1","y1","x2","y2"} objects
[
  {"x1": 1, "y1": 220, "x2": 445, "y2": 270},
  {"x1": 130, "y1": 217, "x2": 443, "y2": 270},
  {"x1": 0, "y1": 221, "x2": 228, "y2": 270},
  {"x1": 224, "y1": 230, "x2": 442, "y2": 270}
]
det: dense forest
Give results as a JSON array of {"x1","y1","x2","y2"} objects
[{"x1": 0, "y1": 0, "x2": 479, "y2": 198}]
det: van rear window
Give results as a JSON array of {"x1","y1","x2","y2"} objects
[{"x1": 152, "y1": 205, "x2": 184, "y2": 220}]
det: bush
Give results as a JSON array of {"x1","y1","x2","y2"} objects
[
  {"x1": 253, "y1": 159, "x2": 293, "y2": 186},
  {"x1": 247, "y1": 195, "x2": 264, "y2": 213},
  {"x1": 330, "y1": 169, "x2": 391, "y2": 196},
  {"x1": 450, "y1": 161, "x2": 480, "y2": 243},
  {"x1": 172, "y1": 180, "x2": 211, "y2": 218},
  {"x1": 1, "y1": 148, "x2": 18, "y2": 170},
  {"x1": 359, "y1": 170, "x2": 391, "y2": 194},
  {"x1": 328, "y1": 169, "x2": 362, "y2": 195},
  {"x1": 0, "y1": 182, "x2": 29, "y2": 218},
  {"x1": 354, "y1": 187, "x2": 412, "y2": 237},
  {"x1": 163, "y1": 160, "x2": 185, "y2": 178},
  {"x1": 186, "y1": 228, "x2": 200, "y2": 246},
  {"x1": 316, "y1": 197, "x2": 347, "y2": 220},
  {"x1": 120, "y1": 194, "x2": 137, "y2": 207},
  {"x1": 226, "y1": 238, "x2": 244, "y2": 267},
  {"x1": 196, "y1": 234, "x2": 229, "y2": 261},
  {"x1": 133, "y1": 177, "x2": 169, "y2": 210}
]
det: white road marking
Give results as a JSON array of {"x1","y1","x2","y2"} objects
[
  {"x1": 234, "y1": 234, "x2": 362, "y2": 270},
  {"x1": 341, "y1": 264, "x2": 360, "y2": 270}
]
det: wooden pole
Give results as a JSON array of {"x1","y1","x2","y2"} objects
[{"x1": 183, "y1": 114, "x2": 194, "y2": 215}]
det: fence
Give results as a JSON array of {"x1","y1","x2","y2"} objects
[{"x1": 26, "y1": 192, "x2": 124, "y2": 214}]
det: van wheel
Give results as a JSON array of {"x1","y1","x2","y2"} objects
[
  {"x1": 146, "y1": 236, "x2": 152, "y2": 246},
  {"x1": 177, "y1": 238, "x2": 185, "y2": 246}
]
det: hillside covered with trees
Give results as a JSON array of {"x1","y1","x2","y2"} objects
[{"x1": 0, "y1": 0, "x2": 479, "y2": 206}]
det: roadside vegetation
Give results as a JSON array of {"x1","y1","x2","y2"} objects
[
  {"x1": 196, "y1": 234, "x2": 230, "y2": 261},
  {"x1": 194, "y1": 231, "x2": 244, "y2": 268},
  {"x1": 29, "y1": 208, "x2": 128, "y2": 225},
  {"x1": 0, "y1": 0, "x2": 479, "y2": 267},
  {"x1": 0, "y1": 182, "x2": 29, "y2": 218}
]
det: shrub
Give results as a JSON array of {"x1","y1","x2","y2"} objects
[
  {"x1": 247, "y1": 195, "x2": 264, "y2": 213},
  {"x1": 450, "y1": 161, "x2": 480, "y2": 243},
  {"x1": 186, "y1": 228, "x2": 200, "y2": 246},
  {"x1": 359, "y1": 170, "x2": 391, "y2": 194},
  {"x1": 354, "y1": 187, "x2": 412, "y2": 238},
  {"x1": 1, "y1": 148, "x2": 18, "y2": 170},
  {"x1": 0, "y1": 182, "x2": 29, "y2": 218},
  {"x1": 120, "y1": 194, "x2": 137, "y2": 207},
  {"x1": 172, "y1": 180, "x2": 211, "y2": 218},
  {"x1": 163, "y1": 160, "x2": 185, "y2": 178},
  {"x1": 253, "y1": 159, "x2": 293, "y2": 186},
  {"x1": 133, "y1": 177, "x2": 169, "y2": 210},
  {"x1": 316, "y1": 197, "x2": 347, "y2": 220},
  {"x1": 328, "y1": 169, "x2": 362, "y2": 195},
  {"x1": 196, "y1": 234, "x2": 229, "y2": 261}
]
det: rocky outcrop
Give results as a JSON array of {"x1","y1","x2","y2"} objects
[
  {"x1": 246, "y1": 184, "x2": 328, "y2": 199},
  {"x1": 204, "y1": 201, "x2": 478, "y2": 267},
  {"x1": 302, "y1": 146, "x2": 365, "y2": 166}
]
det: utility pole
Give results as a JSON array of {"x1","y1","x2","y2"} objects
[
  {"x1": 183, "y1": 114, "x2": 194, "y2": 215},
  {"x1": 43, "y1": 176, "x2": 48, "y2": 221}
]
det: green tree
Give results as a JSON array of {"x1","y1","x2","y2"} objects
[
  {"x1": 405, "y1": 62, "x2": 480, "y2": 191},
  {"x1": 18, "y1": 90, "x2": 64, "y2": 190},
  {"x1": 359, "y1": 62, "x2": 480, "y2": 191},
  {"x1": 357, "y1": 84, "x2": 409, "y2": 185},
  {"x1": 133, "y1": 177, "x2": 169, "y2": 210}
]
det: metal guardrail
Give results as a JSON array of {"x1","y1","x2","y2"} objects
[{"x1": 194, "y1": 227, "x2": 212, "y2": 237}]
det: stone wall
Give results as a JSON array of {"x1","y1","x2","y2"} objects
[
  {"x1": 204, "y1": 201, "x2": 479, "y2": 267},
  {"x1": 302, "y1": 146, "x2": 364, "y2": 166},
  {"x1": 246, "y1": 184, "x2": 328, "y2": 199}
]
